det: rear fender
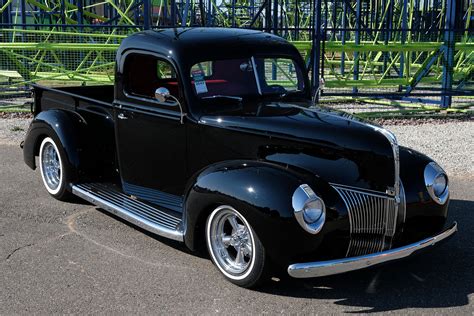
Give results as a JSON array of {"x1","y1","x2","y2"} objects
[{"x1": 23, "y1": 109, "x2": 85, "y2": 170}]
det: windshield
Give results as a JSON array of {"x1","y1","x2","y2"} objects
[{"x1": 189, "y1": 57, "x2": 306, "y2": 110}]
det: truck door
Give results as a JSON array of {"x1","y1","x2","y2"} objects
[{"x1": 114, "y1": 51, "x2": 186, "y2": 209}]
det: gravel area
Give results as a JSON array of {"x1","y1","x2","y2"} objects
[
  {"x1": 0, "y1": 118, "x2": 30, "y2": 146},
  {"x1": 385, "y1": 121, "x2": 474, "y2": 176},
  {"x1": 1, "y1": 117, "x2": 472, "y2": 177}
]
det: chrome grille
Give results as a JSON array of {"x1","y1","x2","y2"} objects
[{"x1": 332, "y1": 184, "x2": 398, "y2": 257}]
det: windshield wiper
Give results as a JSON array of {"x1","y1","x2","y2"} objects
[{"x1": 201, "y1": 95, "x2": 243, "y2": 101}]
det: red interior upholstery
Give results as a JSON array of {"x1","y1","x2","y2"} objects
[
  {"x1": 160, "y1": 81, "x2": 179, "y2": 97},
  {"x1": 166, "y1": 80, "x2": 229, "y2": 97},
  {"x1": 126, "y1": 54, "x2": 257, "y2": 100},
  {"x1": 195, "y1": 59, "x2": 258, "y2": 96}
]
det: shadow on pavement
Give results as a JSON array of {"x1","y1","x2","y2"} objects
[
  {"x1": 258, "y1": 198, "x2": 473, "y2": 312},
  {"x1": 93, "y1": 197, "x2": 472, "y2": 312}
]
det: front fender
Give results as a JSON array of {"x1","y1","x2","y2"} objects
[
  {"x1": 183, "y1": 160, "x2": 349, "y2": 267},
  {"x1": 397, "y1": 146, "x2": 449, "y2": 244},
  {"x1": 23, "y1": 109, "x2": 84, "y2": 170}
]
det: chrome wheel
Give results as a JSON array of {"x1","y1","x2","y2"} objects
[
  {"x1": 206, "y1": 205, "x2": 256, "y2": 280},
  {"x1": 39, "y1": 137, "x2": 63, "y2": 195}
]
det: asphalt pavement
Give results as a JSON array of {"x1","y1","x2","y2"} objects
[{"x1": 1, "y1": 143, "x2": 473, "y2": 314}]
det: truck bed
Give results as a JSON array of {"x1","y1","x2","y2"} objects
[
  {"x1": 31, "y1": 84, "x2": 118, "y2": 182},
  {"x1": 32, "y1": 84, "x2": 115, "y2": 114}
]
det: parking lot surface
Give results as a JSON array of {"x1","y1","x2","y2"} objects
[{"x1": 1, "y1": 140, "x2": 473, "y2": 314}]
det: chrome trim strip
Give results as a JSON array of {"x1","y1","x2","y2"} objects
[
  {"x1": 72, "y1": 183, "x2": 184, "y2": 242},
  {"x1": 399, "y1": 181, "x2": 407, "y2": 226},
  {"x1": 115, "y1": 101, "x2": 182, "y2": 121},
  {"x1": 251, "y1": 56, "x2": 262, "y2": 95},
  {"x1": 328, "y1": 182, "x2": 390, "y2": 197},
  {"x1": 287, "y1": 222, "x2": 457, "y2": 278},
  {"x1": 370, "y1": 126, "x2": 401, "y2": 219},
  {"x1": 122, "y1": 91, "x2": 180, "y2": 108}
]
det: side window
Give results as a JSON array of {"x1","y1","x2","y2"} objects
[{"x1": 123, "y1": 53, "x2": 179, "y2": 103}]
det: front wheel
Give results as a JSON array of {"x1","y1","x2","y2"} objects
[
  {"x1": 205, "y1": 205, "x2": 268, "y2": 288},
  {"x1": 39, "y1": 136, "x2": 73, "y2": 201}
]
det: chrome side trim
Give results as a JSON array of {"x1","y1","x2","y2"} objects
[
  {"x1": 251, "y1": 57, "x2": 262, "y2": 95},
  {"x1": 287, "y1": 222, "x2": 457, "y2": 278},
  {"x1": 328, "y1": 182, "x2": 391, "y2": 196},
  {"x1": 72, "y1": 183, "x2": 184, "y2": 242},
  {"x1": 399, "y1": 181, "x2": 407, "y2": 226},
  {"x1": 370, "y1": 126, "x2": 400, "y2": 202},
  {"x1": 370, "y1": 125, "x2": 405, "y2": 245}
]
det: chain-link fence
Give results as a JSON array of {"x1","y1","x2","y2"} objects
[
  {"x1": 0, "y1": 26, "x2": 132, "y2": 94},
  {"x1": 315, "y1": 30, "x2": 474, "y2": 104}
]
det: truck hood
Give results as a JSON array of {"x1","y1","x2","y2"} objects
[{"x1": 198, "y1": 102, "x2": 397, "y2": 192}]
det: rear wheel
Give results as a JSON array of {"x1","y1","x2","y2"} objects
[
  {"x1": 205, "y1": 205, "x2": 267, "y2": 288},
  {"x1": 39, "y1": 136, "x2": 73, "y2": 200}
]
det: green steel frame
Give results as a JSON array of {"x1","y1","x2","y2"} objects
[{"x1": 0, "y1": 0, "x2": 473, "y2": 110}]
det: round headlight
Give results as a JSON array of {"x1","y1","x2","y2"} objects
[
  {"x1": 303, "y1": 199, "x2": 324, "y2": 224},
  {"x1": 292, "y1": 184, "x2": 326, "y2": 234},
  {"x1": 424, "y1": 162, "x2": 449, "y2": 205}
]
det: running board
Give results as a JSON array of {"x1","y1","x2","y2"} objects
[{"x1": 72, "y1": 183, "x2": 184, "y2": 242}]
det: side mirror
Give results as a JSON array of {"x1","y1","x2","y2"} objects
[
  {"x1": 154, "y1": 87, "x2": 185, "y2": 124},
  {"x1": 155, "y1": 87, "x2": 170, "y2": 103}
]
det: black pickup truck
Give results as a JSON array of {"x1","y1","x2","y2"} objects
[{"x1": 22, "y1": 28, "x2": 456, "y2": 288}]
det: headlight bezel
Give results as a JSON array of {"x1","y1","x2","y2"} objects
[
  {"x1": 424, "y1": 162, "x2": 449, "y2": 205},
  {"x1": 292, "y1": 184, "x2": 326, "y2": 234}
]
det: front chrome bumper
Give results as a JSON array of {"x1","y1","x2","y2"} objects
[{"x1": 287, "y1": 222, "x2": 457, "y2": 278}]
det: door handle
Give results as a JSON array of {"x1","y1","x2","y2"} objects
[{"x1": 117, "y1": 113, "x2": 128, "y2": 120}]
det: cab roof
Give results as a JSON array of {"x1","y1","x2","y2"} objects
[{"x1": 117, "y1": 28, "x2": 302, "y2": 66}]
